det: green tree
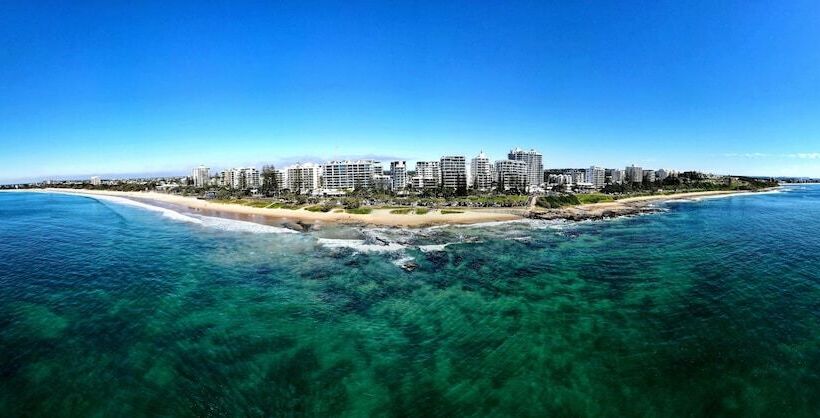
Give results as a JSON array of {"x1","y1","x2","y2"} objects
[{"x1": 260, "y1": 165, "x2": 278, "y2": 196}]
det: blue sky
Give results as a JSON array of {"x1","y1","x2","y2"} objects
[{"x1": 1, "y1": 0, "x2": 819, "y2": 183}]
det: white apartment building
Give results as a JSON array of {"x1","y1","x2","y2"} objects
[
  {"x1": 508, "y1": 148, "x2": 544, "y2": 189},
  {"x1": 439, "y1": 156, "x2": 467, "y2": 190},
  {"x1": 373, "y1": 174, "x2": 393, "y2": 191},
  {"x1": 643, "y1": 169, "x2": 656, "y2": 183},
  {"x1": 470, "y1": 151, "x2": 493, "y2": 191},
  {"x1": 322, "y1": 160, "x2": 375, "y2": 190},
  {"x1": 494, "y1": 159, "x2": 528, "y2": 191},
  {"x1": 389, "y1": 161, "x2": 407, "y2": 191},
  {"x1": 547, "y1": 173, "x2": 573, "y2": 185},
  {"x1": 570, "y1": 170, "x2": 586, "y2": 185},
  {"x1": 414, "y1": 161, "x2": 441, "y2": 189},
  {"x1": 286, "y1": 163, "x2": 321, "y2": 193},
  {"x1": 90, "y1": 176, "x2": 101, "y2": 186},
  {"x1": 586, "y1": 166, "x2": 605, "y2": 189},
  {"x1": 655, "y1": 169, "x2": 669, "y2": 182},
  {"x1": 626, "y1": 165, "x2": 643, "y2": 184},
  {"x1": 221, "y1": 167, "x2": 259, "y2": 190},
  {"x1": 220, "y1": 170, "x2": 234, "y2": 188},
  {"x1": 192, "y1": 165, "x2": 210, "y2": 188}
]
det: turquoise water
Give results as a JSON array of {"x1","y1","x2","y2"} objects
[{"x1": 0, "y1": 187, "x2": 818, "y2": 417}]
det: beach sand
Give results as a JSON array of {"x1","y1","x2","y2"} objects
[
  {"x1": 4, "y1": 188, "x2": 767, "y2": 227},
  {"x1": 35, "y1": 189, "x2": 523, "y2": 227}
]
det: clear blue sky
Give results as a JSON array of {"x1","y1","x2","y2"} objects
[{"x1": 1, "y1": 0, "x2": 819, "y2": 183}]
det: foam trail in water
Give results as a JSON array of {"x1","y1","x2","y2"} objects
[
  {"x1": 418, "y1": 243, "x2": 450, "y2": 252},
  {"x1": 195, "y1": 215, "x2": 298, "y2": 234},
  {"x1": 317, "y1": 238, "x2": 406, "y2": 253},
  {"x1": 77, "y1": 193, "x2": 204, "y2": 224}
]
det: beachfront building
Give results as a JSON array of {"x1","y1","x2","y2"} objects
[
  {"x1": 655, "y1": 169, "x2": 669, "y2": 182},
  {"x1": 285, "y1": 163, "x2": 321, "y2": 194},
  {"x1": 413, "y1": 161, "x2": 441, "y2": 189},
  {"x1": 508, "y1": 148, "x2": 544, "y2": 189},
  {"x1": 587, "y1": 166, "x2": 606, "y2": 189},
  {"x1": 244, "y1": 168, "x2": 260, "y2": 189},
  {"x1": 373, "y1": 174, "x2": 393, "y2": 191},
  {"x1": 323, "y1": 160, "x2": 375, "y2": 190},
  {"x1": 626, "y1": 165, "x2": 643, "y2": 184},
  {"x1": 90, "y1": 176, "x2": 101, "y2": 186},
  {"x1": 220, "y1": 170, "x2": 234, "y2": 188},
  {"x1": 495, "y1": 159, "x2": 528, "y2": 191},
  {"x1": 439, "y1": 156, "x2": 467, "y2": 191},
  {"x1": 260, "y1": 168, "x2": 285, "y2": 192},
  {"x1": 643, "y1": 169, "x2": 656, "y2": 184},
  {"x1": 609, "y1": 169, "x2": 626, "y2": 184},
  {"x1": 470, "y1": 151, "x2": 493, "y2": 191},
  {"x1": 221, "y1": 167, "x2": 260, "y2": 190},
  {"x1": 389, "y1": 161, "x2": 407, "y2": 191},
  {"x1": 566, "y1": 169, "x2": 585, "y2": 185},
  {"x1": 192, "y1": 165, "x2": 210, "y2": 188}
]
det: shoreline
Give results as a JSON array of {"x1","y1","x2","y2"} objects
[
  {"x1": 3, "y1": 188, "x2": 778, "y2": 228},
  {"x1": 32, "y1": 189, "x2": 523, "y2": 228},
  {"x1": 527, "y1": 189, "x2": 769, "y2": 221}
]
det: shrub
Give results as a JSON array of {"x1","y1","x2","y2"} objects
[
  {"x1": 345, "y1": 208, "x2": 372, "y2": 215},
  {"x1": 536, "y1": 195, "x2": 581, "y2": 209}
]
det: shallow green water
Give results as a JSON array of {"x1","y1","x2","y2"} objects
[{"x1": 0, "y1": 187, "x2": 818, "y2": 417}]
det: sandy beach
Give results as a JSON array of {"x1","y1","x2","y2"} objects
[
  {"x1": 33, "y1": 189, "x2": 522, "y2": 227},
  {"x1": 2, "y1": 188, "x2": 771, "y2": 227}
]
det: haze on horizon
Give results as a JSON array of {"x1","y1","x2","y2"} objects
[{"x1": 1, "y1": 1, "x2": 819, "y2": 184}]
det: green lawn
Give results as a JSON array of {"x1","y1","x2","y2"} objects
[
  {"x1": 440, "y1": 209, "x2": 463, "y2": 214},
  {"x1": 576, "y1": 194, "x2": 614, "y2": 204},
  {"x1": 345, "y1": 208, "x2": 372, "y2": 215}
]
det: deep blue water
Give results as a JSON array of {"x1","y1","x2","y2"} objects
[{"x1": 0, "y1": 186, "x2": 818, "y2": 417}]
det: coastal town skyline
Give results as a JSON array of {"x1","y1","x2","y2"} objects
[{"x1": 4, "y1": 145, "x2": 818, "y2": 186}]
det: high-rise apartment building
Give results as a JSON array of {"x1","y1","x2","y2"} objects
[
  {"x1": 322, "y1": 160, "x2": 375, "y2": 190},
  {"x1": 389, "y1": 161, "x2": 407, "y2": 191},
  {"x1": 286, "y1": 163, "x2": 321, "y2": 193},
  {"x1": 414, "y1": 161, "x2": 441, "y2": 189},
  {"x1": 192, "y1": 165, "x2": 210, "y2": 188},
  {"x1": 508, "y1": 148, "x2": 544, "y2": 189},
  {"x1": 626, "y1": 165, "x2": 644, "y2": 184},
  {"x1": 586, "y1": 166, "x2": 605, "y2": 189},
  {"x1": 643, "y1": 169, "x2": 656, "y2": 184},
  {"x1": 609, "y1": 169, "x2": 625, "y2": 184},
  {"x1": 470, "y1": 151, "x2": 493, "y2": 191},
  {"x1": 439, "y1": 156, "x2": 467, "y2": 190},
  {"x1": 494, "y1": 160, "x2": 528, "y2": 191}
]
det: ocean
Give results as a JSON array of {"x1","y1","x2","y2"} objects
[{"x1": 0, "y1": 186, "x2": 818, "y2": 417}]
